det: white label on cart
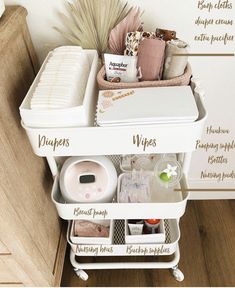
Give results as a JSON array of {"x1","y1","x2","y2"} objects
[
  {"x1": 38, "y1": 135, "x2": 70, "y2": 151},
  {"x1": 126, "y1": 245, "x2": 170, "y2": 256},
  {"x1": 73, "y1": 207, "x2": 108, "y2": 219},
  {"x1": 133, "y1": 134, "x2": 157, "y2": 152},
  {"x1": 76, "y1": 245, "x2": 113, "y2": 256}
]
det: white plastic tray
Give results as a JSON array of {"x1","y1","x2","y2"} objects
[
  {"x1": 51, "y1": 175, "x2": 189, "y2": 220},
  {"x1": 21, "y1": 79, "x2": 207, "y2": 156},
  {"x1": 20, "y1": 49, "x2": 99, "y2": 128},
  {"x1": 68, "y1": 219, "x2": 180, "y2": 256}
]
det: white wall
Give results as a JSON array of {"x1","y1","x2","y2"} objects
[{"x1": 4, "y1": 0, "x2": 235, "y2": 194}]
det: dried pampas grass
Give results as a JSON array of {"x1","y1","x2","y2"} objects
[{"x1": 55, "y1": 0, "x2": 132, "y2": 56}]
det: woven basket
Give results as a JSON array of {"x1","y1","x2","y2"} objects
[{"x1": 97, "y1": 64, "x2": 192, "y2": 90}]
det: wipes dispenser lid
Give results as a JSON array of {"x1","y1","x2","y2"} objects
[
  {"x1": 60, "y1": 156, "x2": 117, "y2": 203},
  {"x1": 154, "y1": 154, "x2": 182, "y2": 188}
]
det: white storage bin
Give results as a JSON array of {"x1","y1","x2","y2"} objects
[
  {"x1": 70, "y1": 219, "x2": 114, "y2": 245},
  {"x1": 125, "y1": 220, "x2": 166, "y2": 244},
  {"x1": 20, "y1": 49, "x2": 99, "y2": 128},
  {"x1": 51, "y1": 174, "x2": 189, "y2": 220}
]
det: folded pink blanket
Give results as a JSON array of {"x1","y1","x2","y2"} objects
[{"x1": 137, "y1": 38, "x2": 166, "y2": 81}]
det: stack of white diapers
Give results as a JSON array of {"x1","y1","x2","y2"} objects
[{"x1": 31, "y1": 46, "x2": 90, "y2": 110}]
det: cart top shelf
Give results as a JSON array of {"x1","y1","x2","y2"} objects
[
  {"x1": 21, "y1": 76, "x2": 207, "y2": 157},
  {"x1": 21, "y1": 51, "x2": 207, "y2": 157}
]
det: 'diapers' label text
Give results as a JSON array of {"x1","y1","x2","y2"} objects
[{"x1": 38, "y1": 135, "x2": 69, "y2": 151}]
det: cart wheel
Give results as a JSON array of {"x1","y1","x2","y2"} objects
[
  {"x1": 74, "y1": 269, "x2": 89, "y2": 281},
  {"x1": 171, "y1": 267, "x2": 184, "y2": 282}
]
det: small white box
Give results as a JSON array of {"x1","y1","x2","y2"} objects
[
  {"x1": 125, "y1": 220, "x2": 166, "y2": 244},
  {"x1": 0, "y1": 0, "x2": 5, "y2": 18},
  {"x1": 70, "y1": 220, "x2": 114, "y2": 245},
  {"x1": 20, "y1": 49, "x2": 99, "y2": 128}
]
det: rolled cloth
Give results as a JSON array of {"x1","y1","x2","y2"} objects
[{"x1": 163, "y1": 39, "x2": 189, "y2": 80}]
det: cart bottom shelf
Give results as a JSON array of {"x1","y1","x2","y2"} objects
[{"x1": 68, "y1": 219, "x2": 180, "y2": 257}]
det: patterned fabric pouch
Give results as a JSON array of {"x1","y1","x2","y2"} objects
[{"x1": 124, "y1": 31, "x2": 156, "y2": 56}]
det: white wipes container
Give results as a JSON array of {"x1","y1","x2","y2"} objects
[{"x1": 97, "y1": 86, "x2": 199, "y2": 127}]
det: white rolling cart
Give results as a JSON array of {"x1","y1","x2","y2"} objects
[{"x1": 21, "y1": 68, "x2": 207, "y2": 282}]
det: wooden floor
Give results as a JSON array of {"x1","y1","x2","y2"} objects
[{"x1": 61, "y1": 200, "x2": 235, "y2": 287}]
